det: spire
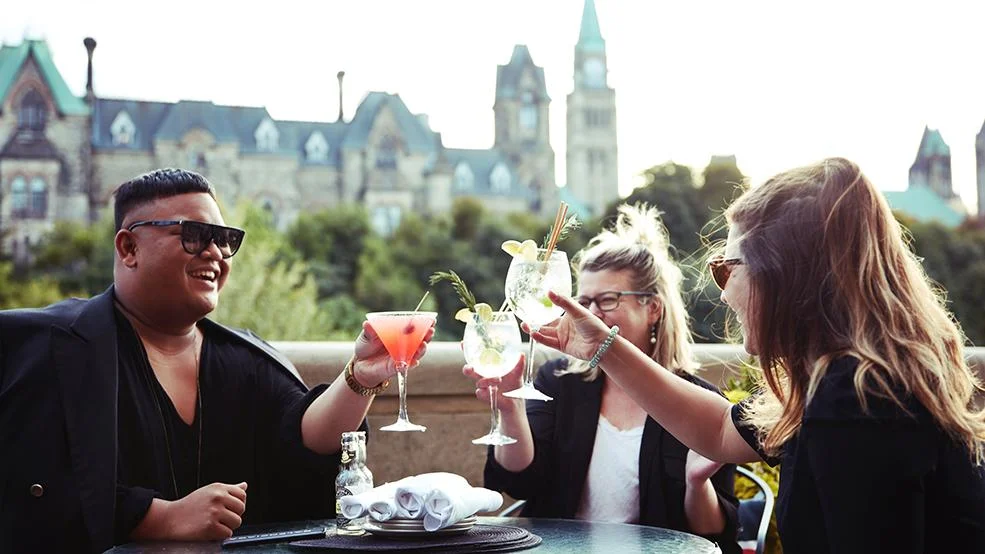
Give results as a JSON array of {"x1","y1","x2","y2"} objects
[{"x1": 577, "y1": 0, "x2": 606, "y2": 53}]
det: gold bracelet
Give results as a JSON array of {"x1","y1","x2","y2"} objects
[{"x1": 344, "y1": 356, "x2": 390, "y2": 396}]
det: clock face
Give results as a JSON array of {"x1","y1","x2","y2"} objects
[{"x1": 584, "y1": 59, "x2": 605, "y2": 86}]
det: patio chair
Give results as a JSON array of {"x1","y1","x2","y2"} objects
[{"x1": 736, "y1": 465, "x2": 774, "y2": 554}]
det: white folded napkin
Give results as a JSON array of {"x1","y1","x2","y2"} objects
[
  {"x1": 423, "y1": 485, "x2": 503, "y2": 531},
  {"x1": 339, "y1": 481, "x2": 400, "y2": 521},
  {"x1": 394, "y1": 472, "x2": 470, "y2": 519}
]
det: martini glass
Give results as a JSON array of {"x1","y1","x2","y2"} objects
[
  {"x1": 366, "y1": 311, "x2": 437, "y2": 432},
  {"x1": 463, "y1": 311, "x2": 523, "y2": 445},
  {"x1": 503, "y1": 249, "x2": 572, "y2": 401}
]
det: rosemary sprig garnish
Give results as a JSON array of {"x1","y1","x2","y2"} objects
[
  {"x1": 540, "y1": 214, "x2": 581, "y2": 249},
  {"x1": 428, "y1": 270, "x2": 476, "y2": 310}
]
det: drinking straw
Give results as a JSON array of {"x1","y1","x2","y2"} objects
[
  {"x1": 413, "y1": 290, "x2": 430, "y2": 312},
  {"x1": 544, "y1": 202, "x2": 568, "y2": 259}
]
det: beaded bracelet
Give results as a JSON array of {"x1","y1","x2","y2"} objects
[{"x1": 588, "y1": 325, "x2": 620, "y2": 370}]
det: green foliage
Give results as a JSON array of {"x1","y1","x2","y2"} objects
[
  {"x1": 288, "y1": 204, "x2": 371, "y2": 298},
  {"x1": 30, "y1": 215, "x2": 115, "y2": 297},
  {"x1": 0, "y1": 262, "x2": 65, "y2": 309},
  {"x1": 210, "y1": 202, "x2": 335, "y2": 340},
  {"x1": 429, "y1": 270, "x2": 477, "y2": 310}
]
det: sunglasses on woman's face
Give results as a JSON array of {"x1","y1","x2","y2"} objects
[
  {"x1": 126, "y1": 220, "x2": 246, "y2": 259},
  {"x1": 708, "y1": 255, "x2": 744, "y2": 290}
]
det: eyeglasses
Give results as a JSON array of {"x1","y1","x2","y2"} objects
[
  {"x1": 126, "y1": 220, "x2": 246, "y2": 259},
  {"x1": 709, "y1": 255, "x2": 744, "y2": 290},
  {"x1": 575, "y1": 291, "x2": 655, "y2": 312}
]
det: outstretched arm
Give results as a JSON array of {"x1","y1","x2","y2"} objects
[
  {"x1": 535, "y1": 291, "x2": 760, "y2": 464},
  {"x1": 300, "y1": 321, "x2": 434, "y2": 455}
]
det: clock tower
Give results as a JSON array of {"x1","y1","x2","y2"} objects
[{"x1": 566, "y1": 0, "x2": 619, "y2": 216}]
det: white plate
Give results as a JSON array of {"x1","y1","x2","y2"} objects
[{"x1": 364, "y1": 518, "x2": 476, "y2": 538}]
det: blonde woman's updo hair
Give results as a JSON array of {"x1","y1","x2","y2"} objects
[{"x1": 560, "y1": 202, "x2": 699, "y2": 381}]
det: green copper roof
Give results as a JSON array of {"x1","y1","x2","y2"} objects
[
  {"x1": 884, "y1": 187, "x2": 964, "y2": 228},
  {"x1": 577, "y1": 0, "x2": 606, "y2": 53},
  {"x1": 0, "y1": 40, "x2": 89, "y2": 116},
  {"x1": 917, "y1": 126, "x2": 950, "y2": 158}
]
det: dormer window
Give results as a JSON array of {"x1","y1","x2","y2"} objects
[
  {"x1": 305, "y1": 131, "x2": 329, "y2": 162},
  {"x1": 255, "y1": 118, "x2": 279, "y2": 151},
  {"x1": 490, "y1": 163, "x2": 511, "y2": 193},
  {"x1": 519, "y1": 92, "x2": 537, "y2": 131},
  {"x1": 18, "y1": 89, "x2": 47, "y2": 132},
  {"x1": 376, "y1": 135, "x2": 399, "y2": 169},
  {"x1": 454, "y1": 162, "x2": 475, "y2": 191},
  {"x1": 111, "y1": 111, "x2": 136, "y2": 146}
]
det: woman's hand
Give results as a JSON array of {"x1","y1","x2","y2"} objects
[
  {"x1": 352, "y1": 320, "x2": 435, "y2": 386},
  {"x1": 532, "y1": 290, "x2": 612, "y2": 361},
  {"x1": 463, "y1": 354, "x2": 525, "y2": 414}
]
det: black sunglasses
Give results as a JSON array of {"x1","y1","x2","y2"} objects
[
  {"x1": 127, "y1": 220, "x2": 246, "y2": 259},
  {"x1": 709, "y1": 255, "x2": 744, "y2": 290},
  {"x1": 575, "y1": 291, "x2": 655, "y2": 312}
]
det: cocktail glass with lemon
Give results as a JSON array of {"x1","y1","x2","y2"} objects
[
  {"x1": 458, "y1": 305, "x2": 523, "y2": 445},
  {"x1": 366, "y1": 311, "x2": 437, "y2": 432},
  {"x1": 501, "y1": 240, "x2": 572, "y2": 401}
]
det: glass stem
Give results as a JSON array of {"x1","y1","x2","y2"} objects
[
  {"x1": 488, "y1": 384, "x2": 500, "y2": 434},
  {"x1": 524, "y1": 329, "x2": 537, "y2": 388},
  {"x1": 396, "y1": 363, "x2": 409, "y2": 422}
]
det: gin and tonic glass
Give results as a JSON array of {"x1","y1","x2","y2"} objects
[
  {"x1": 503, "y1": 249, "x2": 572, "y2": 401},
  {"x1": 462, "y1": 311, "x2": 523, "y2": 445}
]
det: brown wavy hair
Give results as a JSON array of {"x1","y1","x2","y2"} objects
[{"x1": 728, "y1": 157, "x2": 985, "y2": 461}]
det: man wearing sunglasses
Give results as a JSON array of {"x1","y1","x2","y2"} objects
[{"x1": 0, "y1": 168, "x2": 431, "y2": 553}]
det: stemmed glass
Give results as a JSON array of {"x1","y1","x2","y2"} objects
[
  {"x1": 503, "y1": 249, "x2": 572, "y2": 401},
  {"x1": 366, "y1": 311, "x2": 437, "y2": 432},
  {"x1": 463, "y1": 311, "x2": 523, "y2": 445}
]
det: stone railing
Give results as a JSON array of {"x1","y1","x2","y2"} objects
[{"x1": 272, "y1": 341, "x2": 985, "y2": 489}]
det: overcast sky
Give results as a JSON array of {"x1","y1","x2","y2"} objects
[{"x1": 5, "y1": 0, "x2": 983, "y2": 213}]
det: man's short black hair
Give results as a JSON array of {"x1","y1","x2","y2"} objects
[{"x1": 113, "y1": 168, "x2": 217, "y2": 231}]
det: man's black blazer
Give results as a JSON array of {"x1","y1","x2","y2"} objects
[{"x1": 0, "y1": 287, "x2": 308, "y2": 553}]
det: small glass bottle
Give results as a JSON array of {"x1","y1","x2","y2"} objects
[{"x1": 335, "y1": 431, "x2": 373, "y2": 535}]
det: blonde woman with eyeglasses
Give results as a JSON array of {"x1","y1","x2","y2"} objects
[
  {"x1": 467, "y1": 203, "x2": 741, "y2": 554},
  {"x1": 535, "y1": 159, "x2": 985, "y2": 553}
]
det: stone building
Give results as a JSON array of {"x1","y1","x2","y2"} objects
[{"x1": 0, "y1": 0, "x2": 619, "y2": 252}]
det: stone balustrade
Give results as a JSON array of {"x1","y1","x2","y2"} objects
[{"x1": 271, "y1": 341, "x2": 985, "y2": 490}]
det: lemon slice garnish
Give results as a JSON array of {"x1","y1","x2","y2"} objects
[
  {"x1": 455, "y1": 308, "x2": 473, "y2": 323},
  {"x1": 474, "y1": 303, "x2": 493, "y2": 322},
  {"x1": 479, "y1": 348, "x2": 503, "y2": 366},
  {"x1": 502, "y1": 239, "x2": 539, "y2": 261}
]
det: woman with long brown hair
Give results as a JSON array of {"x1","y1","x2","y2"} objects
[{"x1": 535, "y1": 158, "x2": 985, "y2": 552}]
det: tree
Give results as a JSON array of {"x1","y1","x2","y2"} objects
[
  {"x1": 30, "y1": 215, "x2": 115, "y2": 297},
  {"x1": 616, "y1": 162, "x2": 705, "y2": 254},
  {"x1": 211, "y1": 202, "x2": 336, "y2": 340},
  {"x1": 288, "y1": 204, "x2": 372, "y2": 299}
]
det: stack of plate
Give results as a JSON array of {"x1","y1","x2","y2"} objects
[{"x1": 363, "y1": 516, "x2": 477, "y2": 538}]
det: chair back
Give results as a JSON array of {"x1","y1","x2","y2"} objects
[{"x1": 735, "y1": 465, "x2": 774, "y2": 554}]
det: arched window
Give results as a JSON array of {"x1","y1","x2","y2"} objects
[
  {"x1": 10, "y1": 177, "x2": 28, "y2": 217},
  {"x1": 376, "y1": 135, "x2": 399, "y2": 169},
  {"x1": 18, "y1": 89, "x2": 47, "y2": 131},
  {"x1": 519, "y1": 92, "x2": 537, "y2": 131},
  {"x1": 454, "y1": 162, "x2": 474, "y2": 191},
  {"x1": 30, "y1": 178, "x2": 48, "y2": 218},
  {"x1": 305, "y1": 131, "x2": 329, "y2": 162},
  {"x1": 490, "y1": 163, "x2": 511, "y2": 192},
  {"x1": 254, "y1": 118, "x2": 280, "y2": 151},
  {"x1": 111, "y1": 111, "x2": 137, "y2": 145}
]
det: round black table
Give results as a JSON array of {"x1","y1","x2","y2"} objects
[{"x1": 106, "y1": 517, "x2": 722, "y2": 553}]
